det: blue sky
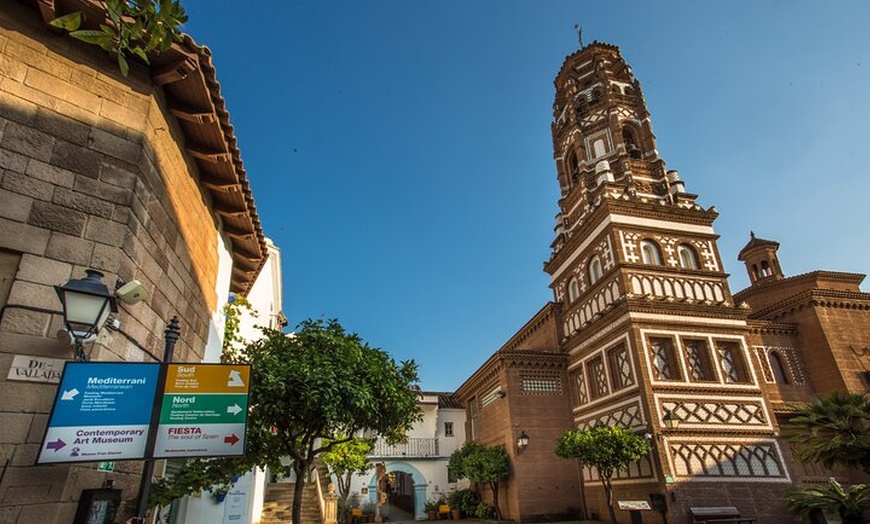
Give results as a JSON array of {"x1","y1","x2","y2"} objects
[{"x1": 183, "y1": 2, "x2": 870, "y2": 392}]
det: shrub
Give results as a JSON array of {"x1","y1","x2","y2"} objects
[
  {"x1": 475, "y1": 501, "x2": 498, "y2": 520},
  {"x1": 447, "y1": 489, "x2": 481, "y2": 517}
]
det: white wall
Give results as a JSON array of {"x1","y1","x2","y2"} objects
[
  {"x1": 177, "y1": 238, "x2": 284, "y2": 524},
  {"x1": 341, "y1": 396, "x2": 468, "y2": 521}
]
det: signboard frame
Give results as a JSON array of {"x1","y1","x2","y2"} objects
[
  {"x1": 37, "y1": 361, "x2": 161, "y2": 465},
  {"x1": 152, "y1": 363, "x2": 252, "y2": 459}
]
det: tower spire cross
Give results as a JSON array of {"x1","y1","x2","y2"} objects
[{"x1": 574, "y1": 23, "x2": 583, "y2": 48}]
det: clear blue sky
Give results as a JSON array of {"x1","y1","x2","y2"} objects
[{"x1": 183, "y1": 2, "x2": 870, "y2": 392}]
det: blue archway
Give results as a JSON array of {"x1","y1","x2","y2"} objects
[{"x1": 366, "y1": 461, "x2": 428, "y2": 520}]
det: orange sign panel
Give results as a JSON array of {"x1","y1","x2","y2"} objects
[{"x1": 163, "y1": 364, "x2": 251, "y2": 394}]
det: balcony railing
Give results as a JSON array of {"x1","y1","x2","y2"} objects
[{"x1": 370, "y1": 437, "x2": 440, "y2": 457}]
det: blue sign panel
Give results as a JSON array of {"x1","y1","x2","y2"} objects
[{"x1": 38, "y1": 362, "x2": 161, "y2": 464}]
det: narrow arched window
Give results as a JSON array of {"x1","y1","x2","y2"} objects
[
  {"x1": 770, "y1": 352, "x2": 790, "y2": 384},
  {"x1": 761, "y1": 260, "x2": 772, "y2": 276},
  {"x1": 590, "y1": 88, "x2": 602, "y2": 105},
  {"x1": 678, "y1": 244, "x2": 699, "y2": 270},
  {"x1": 623, "y1": 128, "x2": 641, "y2": 159},
  {"x1": 567, "y1": 150, "x2": 580, "y2": 186},
  {"x1": 589, "y1": 256, "x2": 603, "y2": 284},
  {"x1": 568, "y1": 278, "x2": 580, "y2": 302},
  {"x1": 640, "y1": 240, "x2": 663, "y2": 266},
  {"x1": 593, "y1": 139, "x2": 606, "y2": 159}
]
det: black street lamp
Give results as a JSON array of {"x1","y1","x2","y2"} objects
[{"x1": 55, "y1": 269, "x2": 117, "y2": 361}]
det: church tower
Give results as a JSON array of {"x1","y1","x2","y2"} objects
[{"x1": 545, "y1": 42, "x2": 793, "y2": 521}]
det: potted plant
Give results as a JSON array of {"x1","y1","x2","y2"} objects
[
  {"x1": 424, "y1": 500, "x2": 439, "y2": 521},
  {"x1": 449, "y1": 489, "x2": 480, "y2": 520},
  {"x1": 446, "y1": 491, "x2": 461, "y2": 520}
]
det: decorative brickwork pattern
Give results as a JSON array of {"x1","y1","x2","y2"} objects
[
  {"x1": 753, "y1": 346, "x2": 807, "y2": 385},
  {"x1": 521, "y1": 371, "x2": 562, "y2": 395},
  {"x1": 668, "y1": 439, "x2": 789, "y2": 481},
  {"x1": 658, "y1": 396, "x2": 770, "y2": 429},
  {"x1": 576, "y1": 399, "x2": 645, "y2": 430}
]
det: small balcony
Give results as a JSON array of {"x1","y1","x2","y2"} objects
[{"x1": 370, "y1": 437, "x2": 440, "y2": 458}]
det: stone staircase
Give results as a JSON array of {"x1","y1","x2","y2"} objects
[{"x1": 260, "y1": 465, "x2": 331, "y2": 524}]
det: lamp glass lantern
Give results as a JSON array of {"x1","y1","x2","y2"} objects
[
  {"x1": 55, "y1": 270, "x2": 117, "y2": 357},
  {"x1": 517, "y1": 430, "x2": 530, "y2": 451},
  {"x1": 662, "y1": 410, "x2": 680, "y2": 430}
]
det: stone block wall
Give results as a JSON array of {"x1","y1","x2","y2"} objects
[{"x1": 0, "y1": 4, "x2": 233, "y2": 523}]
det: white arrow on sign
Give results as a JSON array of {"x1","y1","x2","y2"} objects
[
  {"x1": 227, "y1": 370, "x2": 245, "y2": 387},
  {"x1": 227, "y1": 403, "x2": 242, "y2": 416},
  {"x1": 61, "y1": 388, "x2": 79, "y2": 401}
]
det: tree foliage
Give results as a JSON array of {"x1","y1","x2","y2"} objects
[
  {"x1": 555, "y1": 426, "x2": 650, "y2": 524},
  {"x1": 787, "y1": 478, "x2": 870, "y2": 524},
  {"x1": 151, "y1": 319, "x2": 421, "y2": 524},
  {"x1": 784, "y1": 391, "x2": 870, "y2": 473},
  {"x1": 50, "y1": 0, "x2": 187, "y2": 76},
  {"x1": 321, "y1": 437, "x2": 375, "y2": 512},
  {"x1": 448, "y1": 442, "x2": 510, "y2": 519}
]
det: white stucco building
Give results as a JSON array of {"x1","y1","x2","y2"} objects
[
  {"x1": 165, "y1": 239, "x2": 284, "y2": 524},
  {"x1": 345, "y1": 392, "x2": 467, "y2": 520}
]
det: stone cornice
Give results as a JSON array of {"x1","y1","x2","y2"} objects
[{"x1": 747, "y1": 288, "x2": 870, "y2": 321}]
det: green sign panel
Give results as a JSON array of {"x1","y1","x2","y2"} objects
[
  {"x1": 159, "y1": 393, "x2": 248, "y2": 424},
  {"x1": 97, "y1": 461, "x2": 115, "y2": 472}
]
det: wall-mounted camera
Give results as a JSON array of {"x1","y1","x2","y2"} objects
[{"x1": 116, "y1": 280, "x2": 148, "y2": 305}]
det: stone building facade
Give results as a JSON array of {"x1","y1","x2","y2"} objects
[
  {"x1": 455, "y1": 41, "x2": 870, "y2": 524},
  {"x1": 0, "y1": 1, "x2": 268, "y2": 522}
]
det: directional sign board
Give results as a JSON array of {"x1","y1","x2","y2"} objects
[
  {"x1": 38, "y1": 362, "x2": 161, "y2": 464},
  {"x1": 153, "y1": 364, "x2": 251, "y2": 458}
]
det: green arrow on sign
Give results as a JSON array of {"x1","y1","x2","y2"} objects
[{"x1": 159, "y1": 394, "x2": 248, "y2": 424}]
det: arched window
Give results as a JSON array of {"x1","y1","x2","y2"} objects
[
  {"x1": 588, "y1": 256, "x2": 603, "y2": 284},
  {"x1": 568, "y1": 278, "x2": 580, "y2": 303},
  {"x1": 761, "y1": 260, "x2": 772, "y2": 276},
  {"x1": 751, "y1": 264, "x2": 760, "y2": 280},
  {"x1": 678, "y1": 244, "x2": 699, "y2": 270},
  {"x1": 590, "y1": 88, "x2": 602, "y2": 105},
  {"x1": 622, "y1": 128, "x2": 641, "y2": 159},
  {"x1": 770, "y1": 352, "x2": 790, "y2": 384},
  {"x1": 640, "y1": 240, "x2": 663, "y2": 265},
  {"x1": 567, "y1": 150, "x2": 580, "y2": 186},
  {"x1": 593, "y1": 139, "x2": 607, "y2": 159}
]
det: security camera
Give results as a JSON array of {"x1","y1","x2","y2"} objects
[{"x1": 116, "y1": 280, "x2": 148, "y2": 305}]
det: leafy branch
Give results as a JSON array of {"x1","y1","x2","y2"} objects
[{"x1": 49, "y1": 0, "x2": 188, "y2": 76}]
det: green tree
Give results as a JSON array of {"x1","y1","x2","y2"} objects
[
  {"x1": 321, "y1": 437, "x2": 375, "y2": 513},
  {"x1": 785, "y1": 391, "x2": 870, "y2": 473},
  {"x1": 151, "y1": 319, "x2": 421, "y2": 524},
  {"x1": 787, "y1": 478, "x2": 870, "y2": 524},
  {"x1": 50, "y1": 0, "x2": 187, "y2": 76},
  {"x1": 448, "y1": 443, "x2": 510, "y2": 519},
  {"x1": 555, "y1": 426, "x2": 651, "y2": 524}
]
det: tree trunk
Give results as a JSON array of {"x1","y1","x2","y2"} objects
[
  {"x1": 292, "y1": 460, "x2": 311, "y2": 524},
  {"x1": 491, "y1": 481, "x2": 501, "y2": 520},
  {"x1": 601, "y1": 476, "x2": 616, "y2": 524}
]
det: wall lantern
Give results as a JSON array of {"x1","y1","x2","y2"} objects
[
  {"x1": 662, "y1": 410, "x2": 680, "y2": 430},
  {"x1": 55, "y1": 269, "x2": 117, "y2": 361},
  {"x1": 516, "y1": 430, "x2": 530, "y2": 452}
]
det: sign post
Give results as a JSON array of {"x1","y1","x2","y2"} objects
[
  {"x1": 37, "y1": 362, "x2": 160, "y2": 464},
  {"x1": 153, "y1": 363, "x2": 251, "y2": 458}
]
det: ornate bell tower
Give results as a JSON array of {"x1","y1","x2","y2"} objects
[{"x1": 544, "y1": 42, "x2": 792, "y2": 516}]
